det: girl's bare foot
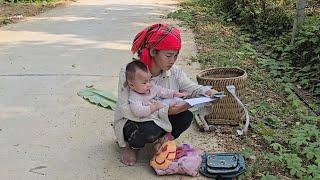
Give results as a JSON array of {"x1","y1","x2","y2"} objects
[{"x1": 120, "y1": 147, "x2": 138, "y2": 166}]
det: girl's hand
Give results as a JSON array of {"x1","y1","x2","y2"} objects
[
  {"x1": 168, "y1": 101, "x2": 190, "y2": 115},
  {"x1": 205, "y1": 89, "x2": 218, "y2": 97}
]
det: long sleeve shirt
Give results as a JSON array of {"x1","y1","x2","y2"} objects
[{"x1": 113, "y1": 65, "x2": 211, "y2": 148}]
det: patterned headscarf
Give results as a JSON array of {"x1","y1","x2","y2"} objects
[{"x1": 131, "y1": 24, "x2": 181, "y2": 69}]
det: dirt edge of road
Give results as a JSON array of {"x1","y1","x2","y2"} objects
[{"x1": 0, "y1": 0, "x2": 75, "y2": 27}]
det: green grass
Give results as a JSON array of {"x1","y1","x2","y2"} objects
[{"x1": 169, "y1": 1, "x2": 320, "y2": 179}]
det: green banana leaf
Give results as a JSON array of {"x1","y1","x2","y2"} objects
[{"x1": 77, "y1": 88, "x2": 117, "y2": 110}]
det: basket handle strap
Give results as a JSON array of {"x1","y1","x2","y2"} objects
[{"x1": 226, "y1": 85, "x2": 249, "y2": 135}]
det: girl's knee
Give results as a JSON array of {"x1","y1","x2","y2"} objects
[
  {"x1": 180, "y1": 110, "x2": 193, "y2": 126},
  {"x1": 125, "y1": 121, "x2": 165, "y2": 148},
  {"x1": 145, "y1": 132, "x2": 164, "y2": 143},
  {"x1": 128, "y1": 132, "x2": 163, "y2": 148}
]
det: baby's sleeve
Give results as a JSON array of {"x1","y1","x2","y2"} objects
[{"x1": 128, "y1": 94, "x2": 152, "y2": 118}]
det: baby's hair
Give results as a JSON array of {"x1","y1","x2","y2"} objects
[{"x1": 125, "y1": 61, "x2": 148, "y2": 82}]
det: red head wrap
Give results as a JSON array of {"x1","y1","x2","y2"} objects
[{"x1": 131, "y1": 24, "x2": 181, "y2": 69}]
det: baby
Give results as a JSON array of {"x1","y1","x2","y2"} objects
[{"x1": 125, "y1": 60, "x2": 187, "y2": 118}]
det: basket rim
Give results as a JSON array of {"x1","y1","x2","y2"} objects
[{"x1": 196, "y1": 67, "x2": 247, "y2": 81}]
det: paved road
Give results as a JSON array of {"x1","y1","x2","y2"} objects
[{"x1": 0, "y1": 0, "x2": 213, "y2": 179}]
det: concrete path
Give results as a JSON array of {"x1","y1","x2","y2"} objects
[{"x1": 0, "y1": 1, "x2": 215, "y2": 179}]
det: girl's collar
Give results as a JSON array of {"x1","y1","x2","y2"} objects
[{"x1": 151, "y1": 69, "x2": 172, "y2": 79}]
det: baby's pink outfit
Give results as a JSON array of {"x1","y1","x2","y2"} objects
[
  {"x1": 128, "y1": 83, "x2": 177, "y2": 133},
  {"x1": 128, "y1": 83, "x2": 175, "y2": 118}
]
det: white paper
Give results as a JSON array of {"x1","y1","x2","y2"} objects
[
  {"x1": 184, "y1": 97, "x2": 215, "y2": 106},
  {"x1": 162, "y1": 97, "x2": 183, "y2": 106},
  {"x1": 162, "y1": 97, "x2": 215, "y2": 107}
]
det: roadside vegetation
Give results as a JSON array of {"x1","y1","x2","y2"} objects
[
  {"x1": 0, "y1": 0, "x2": 71, "y2": 27},
  {"x1": 169, "y1": 0, "x2": 320, "y2": 179}
]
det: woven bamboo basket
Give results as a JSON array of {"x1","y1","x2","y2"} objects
[{"x1": 196, "y1": 67, "x2": 247, "y2": 125}]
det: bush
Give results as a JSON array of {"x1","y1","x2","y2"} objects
[
  {"x1": 290, "y1": 15, "x2": 320, "y2": 94},
  {"x1": 211, "y1": 0, "x2": 294, "y2": 37}
]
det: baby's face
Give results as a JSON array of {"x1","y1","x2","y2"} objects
[{"x1": 129, "y1": 69, "x2": 152, "y2": 94}]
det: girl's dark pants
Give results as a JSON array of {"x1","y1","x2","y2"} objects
[{"x1": 123, "y1": 110, "x2": 193, "y2": 149}]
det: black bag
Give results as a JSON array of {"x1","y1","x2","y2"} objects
[{"x1": 199, "y1": 152, "x2": 246, "y2": 179}]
